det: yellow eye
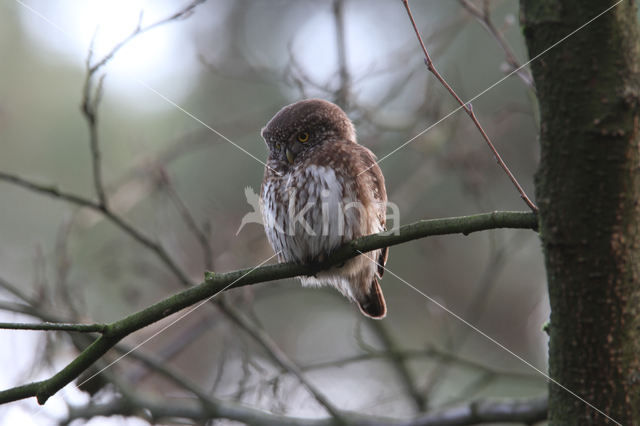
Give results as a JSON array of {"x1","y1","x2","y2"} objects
[
  {"x1": 275, "y1": 142, "x2": 281, "y2": 151},
  {"x1": 297, "y1": 132, "x2": 310, "y2": 143}
]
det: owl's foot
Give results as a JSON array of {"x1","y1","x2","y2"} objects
[
  {"x1": 309, "y1": 253, "x2": 336, "y2": 277},
  {"x1": 318, "y1": 252, "x2": 346, "y2": 268}
]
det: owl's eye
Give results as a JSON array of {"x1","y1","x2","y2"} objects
[
  {"x1": 275, "y1": 142, "x2": 282, "y2": 151},
  {"x1": 297, "y1": 132, "x2": 310, "y2": 143}
]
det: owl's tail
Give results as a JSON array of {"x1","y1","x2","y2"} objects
[{"x1": 357, "y1": 278, "x2": 387, "y2": 319}]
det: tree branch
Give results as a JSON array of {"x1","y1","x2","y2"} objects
[
  {"x1": 0, "y1": 322, "x2": 107, "y2": 333},
  {"x1": 0, "y1": 170, "x2": 191, "y2": 284},
  {"x1": 215, "y1": 299, "x2": 347, "y2": 422},
  {"x1": 0, "y1": 131, "x2": 343, "y2": 419},
  {"x1": 79, "y1": 0, "x2": 208, "y2": 208},
  {"x1": 369, "y1": 321, "x2": 427, "y2": 411},
  {"x1": 0, "y1": 210, "x2": 536, "y2": 405},
  {"x1": 458, "y1": 0, "x2": 534, "y2": 88},
  {"x1": 333, "y1": 0, "x2": 350, "y2": 109},
  {"x1": 62, "y1": 393, "x2": 547, "y2": 425},
  {"x1": 401, "y1": 0, "x2": 538, "y2": 213}
]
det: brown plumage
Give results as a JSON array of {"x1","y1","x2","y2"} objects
[{"x1": 260, "y1": 99, "x2": 389, "y2": 318}]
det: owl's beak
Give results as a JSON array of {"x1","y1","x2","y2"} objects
[{"x1": 285, "y1": 148, "x2": 295, "y2": 164}]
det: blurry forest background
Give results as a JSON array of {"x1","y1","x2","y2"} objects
[{"x1": 0, "y1": 0, "x2": 547, "y2": 424}]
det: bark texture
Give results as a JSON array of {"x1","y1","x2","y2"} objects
[{"x1": 521, "y1": 0, "x2": 640, "y2": 423}]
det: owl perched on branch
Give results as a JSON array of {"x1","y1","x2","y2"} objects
[{"x1": 260, "y1": 99, "x2": 389, "y2": 318}]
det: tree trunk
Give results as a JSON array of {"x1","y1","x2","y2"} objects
[{"x1": 521, "y1": 1, "x2": 640, "y2": 424}]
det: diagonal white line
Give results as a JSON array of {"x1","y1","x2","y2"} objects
[
  {"x1": 75, "y1": 250, "x2": 281, "y2": 390},
  {"x1": 365, "y1": 0, "x2": 624, "y2": 174},
  {"x1": 135, "y1": 79, "x2": 280, "y2": 175},
  {"x1": 13, "y1": 0, "x2": 67, "y2": 34},
  {"x1": 356, "y1": 250, "x2": 622, "y2": 425},
  {"x1": 12, "y1": 0, "x2": 278, "y2": 175}
]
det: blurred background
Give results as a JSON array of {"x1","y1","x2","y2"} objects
[{"x1": 0, "y1": 0, "x2": 547, "y2": 424}]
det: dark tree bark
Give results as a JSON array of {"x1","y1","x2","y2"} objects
[{"x1": 521, "y1": 0, "x2": 640, "y2": 423}]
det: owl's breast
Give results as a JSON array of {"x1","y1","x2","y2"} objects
[{"x1": 261, "y1": 165, "x2": 362, "y2": 263}]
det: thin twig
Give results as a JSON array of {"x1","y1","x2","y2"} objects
[
  {"x1": 0, "y1": 322, "x2": 106, "y2": 333},
  {"x1": 159, "y1": 172, "x2": 343, "y2": 418},
  {"x1": 81, "y1": 67, "x2": 108, "y2": 208},
  {"x1": 0, "y1": 171, "x2": 102, "y2": 210},
  {"x1": 0, "y1": 211, "x2": 536, "y2": 406},
  {"x1": 401, "y1": 0, "x2": 538, "y2": 213},
  {"x1": 301, "y1": 347, "x2": 540, "y2": 380},
  {"x1": 87, "y1": 0, "x2": 207, "y2": 75},
  {"x1": 3, "y1": 42, "x2": 341, "y2": 424},
  {"x1": 79, "y1": 0, "x2": 208, "y2": 208},
  {"x1": 216, "y1": 299, "x2": 347, "y2": 423},
  {"x1": 160, "y1": 171, "x2": 214, "y2": 270},
  {"x1": 422, "y1": 237, "x2": 515, "y2": 400},
  {"x1": 0, "y1": 170, "x2": 191, "y2": 284},
  {"x1": 0, "y1": 276, "x2": 37, "y2": 306},
  {"x1": 333, "y1": 0, "x2": 350, "y2": 109},
  {"x1": 458, "y1": 0, "x2": 534, "y2": 88},
  {"x1": 71, "y1": 4, "x2": 340, "y2": 414},
  {"x1": 236, "y1": 344, "x2": 542, "y2": 402},
  {"x1": 369, "y1": 321, "x2": 427, "y2": 411},
  {"x1": 154, "y1": 164, "x2": 343, "y2": 416}
]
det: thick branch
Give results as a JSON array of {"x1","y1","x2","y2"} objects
[
  {"x1": 63, "y1": 394, "x2": 547, "y2": 426},
  {"x1": 0, "y1": 211, "x2": 536, "y2": 405},
  {"x1": 0, "y1": 171, "x2": 341, "y2": 417}
]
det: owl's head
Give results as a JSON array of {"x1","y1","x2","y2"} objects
[{"x1": 261, "y1": 98, "x2": 356, "y2": 167}]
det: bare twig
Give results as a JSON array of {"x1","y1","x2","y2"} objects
[
  {"x1": 81, "y1": 66, "x2": 108, "y2": 208},
  {"x1": 333, "y1": 0, "x2": 350, "y2": 109},
  {"x1": 79, "y1": 0, "x2": 208, "y2": 208},
  {"x1": 458, "y1": 0, "x2": 534, "y2": 88},
  {"x1": 155, "y1": 166, "x2": 343, "y2": 417},
  {"x1": 0, "y1": 171, "x2": 101, "y2": 210},
  {"x1": 0, "y1": 322, "x2": 106, "y2": 333},
  {"x1": 1, "y1": 104, "x2": 342, "y2": 424},
  {"x1": 216, "y1": 299, "x2": 347, "y2": 423},
  {"x1": 0, "y1": 170, "x2": 191, "y2": 284},
  {"x1": 0, "y1": 210, "x2": 537, "y2": 406},
  {"x1": 369, "y1": 321, "x2": 427, "y2": 411},
  {"x1": 70, "y1": 4, "x2": 342, "y2": 416},
  {"x1": 300, "y1": 346, "x2": 540, "y2": 381},
  {"x1": 0, "y1": 301, "x2": 45, "y2": 318},
  {"x1": 87, "y1": 0, "x2": 207, "y2": 76},
  {"x1": 401, "y1": 0, "x2": 538, "y2": 213},
  {"x1": 245, "y1": 343, "x2": 542, "y2": 402},
  {"x1": 160, "y1": 171, "x2": 214, "y2": 270},
  {"x1": 0, "y1": 276, "x2": 37, "y2": 306},
  {"x1": 422, "y1": 237, "x2": 517, "y2": 401},
  {"x1": 127, "y1": 313, "x2": 220, "y2": 384}
]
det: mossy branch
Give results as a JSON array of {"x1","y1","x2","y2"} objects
[{"x1": 0, "y1": 210, "x2": 536, "y2": 405}]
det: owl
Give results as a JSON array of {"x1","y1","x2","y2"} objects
[{"x1": 260, "y1": 99, "x2": 389, "y2": 318}]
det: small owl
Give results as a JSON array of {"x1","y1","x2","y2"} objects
[{"x1": 260, "y1": 99, "x2": 389, "y2": 318}]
